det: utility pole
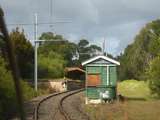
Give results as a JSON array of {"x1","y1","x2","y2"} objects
[
  {"x1": 33, "y1": 13, "x2": 70, "y2": 91},
  {"x1": 34, "y1": 13, "x2": 38, "y2": 91},
  {"x1": 102, "y1": 37, "x2": 106, "y2": 56},
  {"x1": 50, "y1": 0, "x2": 53, "y2": 29}
]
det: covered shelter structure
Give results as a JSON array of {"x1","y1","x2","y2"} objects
[
  {"x1": 82, "y1": 55, "x2": 120, "y2": 104},
  {"x1": 65, "y1": 67, "x2": 85, "y2": 90},
  {"x1": 65, "y1": 67, "x2": 85, "y2": 80}
]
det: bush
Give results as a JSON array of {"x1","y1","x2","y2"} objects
[
  {"x1": 118, "y1": 80, "x2": 150, "y2": 99},
  {"x1": 146, "y1": 55, "x2": 160, "y2": 98},
  {"x1": 20, "y1": 81, "x2": 37, "y2": 100},
  {"x1": 0, "y1": 57, "x2": 37, "y2": 119},
  {"x1": 38, "y1": 51, "x2": 66, "y2": 79},
  {"x1": 0, "y1": 57, "x2": 17, "y2": 119}
]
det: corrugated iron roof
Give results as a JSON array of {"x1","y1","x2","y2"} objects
[{"x1": 65, "y1": 67, "x2": 85, "y2": 73}]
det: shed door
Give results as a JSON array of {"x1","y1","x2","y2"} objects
[
  {"x1": 87, "y1": 74, "x2": 100, "y2": 86},
  {"x1": 109, "y1": 66, "x2": 117, "y2": 86}
]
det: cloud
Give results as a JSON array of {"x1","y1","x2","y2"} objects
[{"x1": 1, "y1": 0, "x2": 160, "y2": 55}]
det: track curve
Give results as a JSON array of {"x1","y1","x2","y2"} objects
[{"x1": 34, "y1": 89, "x2": 87, "y2": 120}]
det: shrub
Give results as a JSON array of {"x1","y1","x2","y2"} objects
[
  {"x1": 38, "y1": 52, "x2": 66, "y2": 79},
  {"x1": 146, "y1": 55, "x2": 160, "y2": 98},
  {"x1": 20, "y1": 81, "x2": 37, "y2": 100},
  {"x1": 118, "y1": 80, "x2": 150, "y2": 99},
  {"x1": 0, "y1": 57, "x2": 17, "y2": 119},
  {"x1": 0, "y1": 56, "x2": 37, "y2": 119}
]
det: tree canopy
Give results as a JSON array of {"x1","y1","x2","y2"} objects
[
  {"x1": 118, "y1": 19, "x2": 160, "y2": 81},
  {"x1": 37, "y1": 32, "x2": 102, "y2": 79},
  {"x1": 118, "y1": 19, "x2": 160, "y2": 97},
  {"x1": 76, "y1": 39, "x2": 102, "y2": 65},
  {"x1": 10, "y1": 28, "x2": 34, "y2": 79}
]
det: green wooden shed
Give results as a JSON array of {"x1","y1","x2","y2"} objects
[{"x1": 82, "y1": 55, "x2": 120, "y2": 104}]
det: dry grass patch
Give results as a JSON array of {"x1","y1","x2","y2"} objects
[{"x1": 85, "y1": 100, "x2": 160, "y2": 120}]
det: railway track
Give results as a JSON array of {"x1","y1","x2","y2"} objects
[{"x1": 34, "y1": 88, "x2": 86, "y2": 120}]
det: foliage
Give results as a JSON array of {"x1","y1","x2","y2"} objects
[
  {"x1": 0, "y1": 56, "x2": 17, "y2": 119},
  {"x1": 39, "y1": 32, "x2": 77, "y2": 67},
  {"x1": 118, "y1": 80, "x2": 150, "y2": 99},
  {"x1": 77, "y1": 39, "x2": 102, "y2": 65},
  {"x1": 0, "y1": 56, "x2": 36, "y2": 119},
  {"x1": 38, "y1": 51, "x2": 66, "y2": 79},
  {"x1": 146, "y1": 56, "x2": 160, "y2": 98},
  {"x1": 0, "y1": 34, "x2": 7, "y2": 59},
  {"x1": 118, "y1": 19, "x2": 160, "y2": 81},
  {"x1": 20, "y1": 81, "x2": 37, "y2": 100},
  {"x1": 38, "y1": 32, "x2": 102, "y2": 78},
  {"x1": 10, "y1": 28, "x2": 34, "y2": 79}
]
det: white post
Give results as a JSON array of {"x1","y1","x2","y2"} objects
[
  {"x1": 107, "y1": 66, "x2": 109, "y2": 85},
  {"x1": 34, "y1": 13, "x2": 38, "y2": 91}
]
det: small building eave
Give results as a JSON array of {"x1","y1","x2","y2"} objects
[{"x1": 82, "y1": 55, "x2": 120, "y2": 66}]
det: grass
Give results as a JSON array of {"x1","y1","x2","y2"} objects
[{"x1": 84, "y1": 80, "x2": 160, "y2": 120}]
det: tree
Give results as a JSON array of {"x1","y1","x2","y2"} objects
[
  {"x1": 77, "y1": 39, "x2": 102, "y2": 64},
  {"x1": 0, "y1": 34, "x2": 7, "y2": 59},
  {"x1": 38, "y1": 51, "x2": 66, "y2": 78},
  {"x1": 39, "y1": 32, "x2": 77, "y2": 67},
  {"x1": 118, "y1": 19, "x2": 160, "y2": 80},
  {"x1": 10, "y1": 28, "x2": 34, "y2": 79},
  {"x1": 38, "y1": 32, "x2": 102, "y2": 78},
  {"x1": 77, "y1": 39, "x2": 90, "y2": 63}
]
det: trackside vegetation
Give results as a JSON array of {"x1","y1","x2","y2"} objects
[
  {"x1": 118, "y1": 19, "x2": 160, "y2": 97},
  {"x1": 0, "y1": 57, "x2": 36, "y2": 119},
  {"x1": 118, "y1": 80, "x2": 150, "y2": 99}
]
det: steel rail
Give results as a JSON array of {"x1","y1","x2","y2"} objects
[
  {"x1": 34, "y1": 90, "x2": 70, "y2": 120},
  {"x1": 34, "y1": 88, "x2": 84, "y2": 120}
]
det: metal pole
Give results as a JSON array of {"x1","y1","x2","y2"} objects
[
  {"x1": 103, "y1": 37, "x2": 105, "y2": 54},
  {"x1": 34, "y1": 13, "x2": 38, "y2": 91}
]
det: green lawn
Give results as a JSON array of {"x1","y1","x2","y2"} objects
[{"x1": 84, "y1": 80, "x2": 160, "y2": 120}]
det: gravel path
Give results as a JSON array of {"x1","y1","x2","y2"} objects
[
  {"x1": 62, "y1": 92, "x2": 89, "y2": 120},
  {"x1": 37, "y1": 90, "x2": 89, "y2": 120},
  {"x1": 38, "y1": 92, "x2": 67, "y2": 120},
  {"x1": 22, "y1": 90, "x2": 88, "y2": 120}
]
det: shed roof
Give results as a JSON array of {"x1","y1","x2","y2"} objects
[
  {"x1": 65, "y1": 67, "x2": 85, "y2": 73},
  {"x1": 82, "y1": 55, "x2": 120, "y2": 66}
]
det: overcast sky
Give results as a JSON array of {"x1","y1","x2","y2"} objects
[{"x1": 1, "y1": 0, "x2": 160, "y2": 56}]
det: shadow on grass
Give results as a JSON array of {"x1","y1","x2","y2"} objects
[
  {"x1": 125, "y1": 96, "x2": 146, "y2": 101},
  {"x1": 117, "y1": 94, "x2": 147, "y2": 102}
]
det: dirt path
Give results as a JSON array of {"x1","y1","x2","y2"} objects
[
  {"x1": 37, "y1": 90, "x2": 88, "y2": 120},
  {"x1": 62, "y1": 92, "x2": 89, "y2": 120}
]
